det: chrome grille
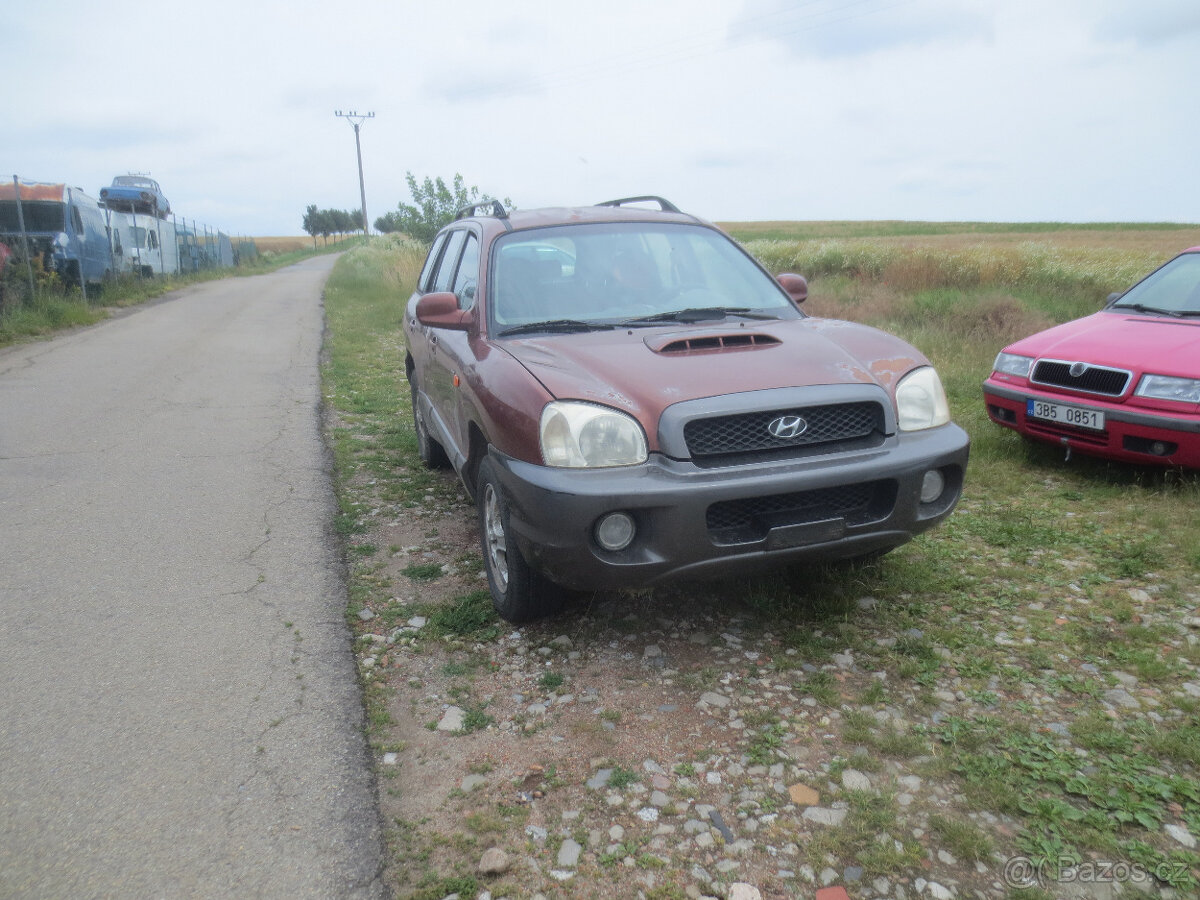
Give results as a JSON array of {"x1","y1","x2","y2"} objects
[{"x1": 1032, "y1": 360, "x2": 1130, "y2": 397}]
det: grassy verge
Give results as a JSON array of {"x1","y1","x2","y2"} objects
[
  {"x1": 0, "y1": 237, "x2": 358, "y2": 347},
  {"x1": 322, "y1": 229, "x2": 1200, "y2": 897}
]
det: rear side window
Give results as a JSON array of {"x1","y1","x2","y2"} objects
[
  {"x1": 432, "y1": 231, "x2": 468, "y2": 293},
  {"x1": 418, "y1": 232, "x2": 449, "y2": 292}
]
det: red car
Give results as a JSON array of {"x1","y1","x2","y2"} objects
[
  {"x1": 407, "y1": 198, "x2": 969, "y2": 621},
  {"x1": 984, "y1": 247, "x2": 1200, "y2": 468}
]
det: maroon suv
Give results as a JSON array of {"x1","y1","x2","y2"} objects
[{"x1": 405, "y1": 197, "x2": 969, "y2": 622}]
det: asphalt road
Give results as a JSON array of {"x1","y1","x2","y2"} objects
[{"x1": 0, "y1": 256, "x2": 385, "y2": 898}]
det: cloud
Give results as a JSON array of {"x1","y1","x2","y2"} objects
[
  {"x1": 424, "y1": 70, "x2": 546, "y2": 104},
  {"x1": 730, "y1": 0, "x2": 992, "y2": 59},
  {"x1": 18, "y1": 120, "x2": 199, "y2": 153},
  {"x1": 1091, "y1": 0, "x2": 1200, "y2": 45}
]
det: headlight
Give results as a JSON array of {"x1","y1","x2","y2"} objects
[
  {"x1": 1135, "y1": 374, "x2": 1200, "y2": 404},
  {"x1": 993, "y1": 352, "x2": 1034, "y2": 378},
  {"x1": 896, "y1": 366, "x2": 951, "y2": 431},
  {"x1": 540, "y1": 401, "x2": 648, "y2": 467}
]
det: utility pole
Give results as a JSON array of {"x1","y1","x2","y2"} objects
[{"x1": 334, "y1": 110, "x2": 373, "y2": 238}]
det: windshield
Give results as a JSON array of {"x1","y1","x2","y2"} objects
[
  {"x1": 1111, "y1": 252, "x2": 1200, "y2": 316},
  {"x1": 0, "y1": 201, "x2": 66, "y2": 234},
  {"x1": 489, "y1": 222, "x2": 797, "y2": 331},
  {"x1": 113, "y1": 176, "x2": 157, "y2": 189}
]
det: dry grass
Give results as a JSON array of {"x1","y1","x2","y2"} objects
[
  {"x1": 721, "y1": 220, "x2": 1200, "y2": 255},
  {"x1": 252, "y1": 236, "x2": 314, "y2": 253}
]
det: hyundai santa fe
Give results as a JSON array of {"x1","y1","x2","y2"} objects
[{"x1": 405, "y1": 197, "x2": 969, "y2": 622}]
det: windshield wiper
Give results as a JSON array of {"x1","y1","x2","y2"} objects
[
  {"x1": 1115, "y1": 303, "x2": 1185, "y2": 318},
  {"x1": 497, "y1": 319, "x2": 615, "y2": 337},
  {"x1": 621, "y1": 307, "x2": 783, "y2": 326}
]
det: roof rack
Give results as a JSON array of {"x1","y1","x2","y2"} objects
[
  {"x1": 595, "y1": 195, "x2": 681, "y2": 213},
  {"x1": 455, "y1": 200, "x2": 508, "y2": 221}
]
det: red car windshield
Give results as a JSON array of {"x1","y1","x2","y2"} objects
[
  {"x1": 489, "y1": 222, "x2": 797, "y2": 330},
  {"x1": 1111, "y1": 252, "x2": 1200, "y2": 317}
]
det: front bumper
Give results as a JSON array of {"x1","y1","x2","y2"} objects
[
  {"x1": 490, "y1": 424, "x2": 969, "y2": 591},
  {"x1": 984, "y1": 379, "x2": 1200, "y2": 468}
]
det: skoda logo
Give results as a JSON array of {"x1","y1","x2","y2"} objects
[
  {"x1": 768, "y1": 415, "x2": 808, "y2": 440},
  {"x1": 1069, "y1": 362, "x2": 1089, "y2": 378}
]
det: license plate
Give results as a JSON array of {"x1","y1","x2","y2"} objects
[{"x1": 1026, "y1": 399, "x2": 1105, "y2": 431}]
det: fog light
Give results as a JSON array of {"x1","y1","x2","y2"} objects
[
  {"x1": 595, "y1": 512, "x2": 636, "y2": 551},
  {"x1": 919, "y1": 469, "x2": 945, "y2": 504},
  {"x1": 1151, "y1": 441, "x2": 1167, "y2": 456}
]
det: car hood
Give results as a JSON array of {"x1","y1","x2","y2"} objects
[
  {"x1": 499, "y1": 318, "x2": 926, "y2": 421},
  {"x1": 1006, "y1": 310, "x2": 1200, "y2": 378}
]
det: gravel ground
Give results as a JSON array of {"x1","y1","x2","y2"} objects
[{"x1": 349, "y1": 485, "x2": 1200, "y2": 900}]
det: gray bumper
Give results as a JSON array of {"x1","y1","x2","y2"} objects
[{"x1": 491, "y1": 424, "x2": 970, "y2": 591}]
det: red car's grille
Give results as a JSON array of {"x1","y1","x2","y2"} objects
[
  {"x1": 684, "y1": 402, "x2": 885, "y2": 464},
  {"x1": 1031, "y1": 360, "x2": 1130, "y2": 397},
  {"x1": 706, "y1": 480, "x2": 896, "y2": 545}
]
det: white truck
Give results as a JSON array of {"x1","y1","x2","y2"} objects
[{"x1": 105, "y1": 209, "x2": 179, "y2": 277}]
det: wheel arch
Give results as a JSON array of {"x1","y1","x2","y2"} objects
[{"x1": 462, "y1": 422, "x2": 489, "y2": 502}]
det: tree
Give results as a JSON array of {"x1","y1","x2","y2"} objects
[
  {"x1": 374, "y1": 173, "x2": 511, "y2": 242},
  {"x1": 301, "y1": 206, "x2": 366, "y2": 246},
  {"x1": 302, "y1": 204, "x2": 320, "y2": 249}
]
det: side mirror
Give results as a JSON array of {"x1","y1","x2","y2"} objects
[
  {"x1": 1105, "y1": 291, "x2": 1123, "y2": 307},
  {"x1": 416, "y1": 291, "x2": 472, "y2": 330},
  {"x1": 777, "y1": 273, "x2": 808, "y2": 304}
]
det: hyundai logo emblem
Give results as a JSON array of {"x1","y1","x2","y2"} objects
[
  {"x1": 1069, "y1": 362, "x2": 1088, "y2": 378},
  {"x1": 768, "y1": 415, "x2": 808, "y2": 439}
]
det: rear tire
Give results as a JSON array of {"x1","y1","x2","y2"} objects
[
  {"x1": 410, "y1": 379, "x2": 449, "y2": 469},
  {"x1": 477, "y1": 457, "x2": 563, "y2": 623}
]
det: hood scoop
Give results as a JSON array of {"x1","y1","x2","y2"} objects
[{"x1": 646, "y1": 331, "x2": 782, "y2": 354}]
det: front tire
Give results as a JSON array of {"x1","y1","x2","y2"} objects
[{"x1": 477, "y1": 457, "x2": 563, "y2": 623}]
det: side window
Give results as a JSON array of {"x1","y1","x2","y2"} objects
[
  {"x1": 452, "y1": 234, "x2": 480, "y2": 309},
  {"x1": 72, "y1": 206, "x2": 84, "y2": 233},
  {"x1": 418, "y1": 232, "x2": 449, "y2": 293},
  {"x1": 432, "y1": 230, "x2": 467, "y2": 293}
]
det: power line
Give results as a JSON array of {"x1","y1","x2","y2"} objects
[{"x1": 335, "y1": 110, "x2": 374, "y2": 237}]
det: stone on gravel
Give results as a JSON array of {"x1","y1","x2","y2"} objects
[
  {"x1": 841, "y1": 768, "x2": 871, "y2": 791},
  {"x1": 557, "y1": 838, "x2": 582, "y2": 867},
  {"x1": 788, "y1": 783, "x2": 820, "y2": 806},
  {"x1": 802, "y1": 806, "x2": 848, "y2": 827},
  {"x1": 586, "y1": 768, "x2": 613, "y2": 790},
  {"x1": 728, "y1": 884, "x2": 762, "y2": 900},
  {"x1": 478, "y1": 847, "x2": 512, "y2": 875},
  {"x1": 436, "y1": 706, "x2": 465, "y2": 731}
]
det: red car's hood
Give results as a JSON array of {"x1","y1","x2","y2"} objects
[
  {"x1": 500, "y1": 318, "x2": 926, "y2": 421},
  {"x1": 1006, "y1": 310, "x2": 1200, "y2": 378}
]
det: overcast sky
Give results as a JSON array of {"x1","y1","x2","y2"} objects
[{"x1": 5, "y1": 0, "x2": 1198, "y2": 236}]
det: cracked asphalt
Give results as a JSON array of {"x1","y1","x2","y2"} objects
[{"x1": 0, "y1": 257, "x2": 385, "y2": 899}]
